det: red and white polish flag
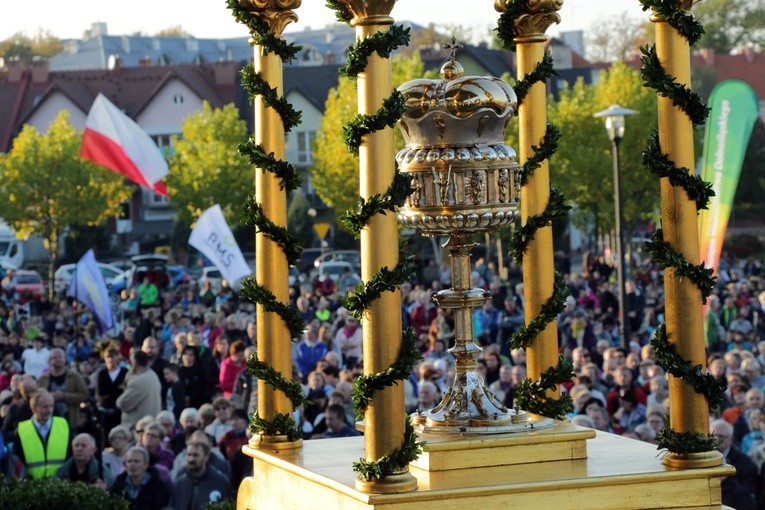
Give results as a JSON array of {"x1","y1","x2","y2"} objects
[{"x1": 80, "y1": 93, "x2": 169, "y2": 196}]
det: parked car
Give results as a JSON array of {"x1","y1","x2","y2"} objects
[
  {"x1": 14, "y1": 269, "x2": 45, "y2": 301},
  {"x1": 313, "y1": 250, "x2": 361, "y2": 272},
  {"x1": 54, "y1": 262, "x2": 124, "y2": 294},
  {"x1": 315, "y1": 261, "x2": 360, "y2": 283},
  {"x1": 199, "y1": 266, "x2": 223, "y2": 293},
  {"x1": 110, "y1": 254, "x2": 171, "y2": 295}
]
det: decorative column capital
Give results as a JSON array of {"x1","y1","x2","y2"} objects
[
  {"x1": 495, "y1": 0, "x2": 562, "y2": 41},
  {"x1": 335, "y1": 0, "x2": 396, "y2": 26},
  {"x1": 238, "y1": 0, "x2": 301, "y2": 35}
]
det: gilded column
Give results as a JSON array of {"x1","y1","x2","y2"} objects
[
  {"x1": 337, "y1": 0, "x2": 417, "y2": 494},
  {"x1": 652, "y1": 2, "x2": 722, "y2": 469},
  {"x1": 504, "y1": 0, "x2": 563, "y2": 394},
  {"x1": 245, "y1": 0, "x2": 302, "y2": 449}
]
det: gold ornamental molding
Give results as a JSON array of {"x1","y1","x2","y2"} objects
[
  {"x1": 495, "y1": 0, "x2": 562, "y2": 42},
  {"x1": 335, "y1": 0, "x2": 396, "y2": 26},
  {"x1": 238, "y1": 0, "x2": 301, "y2": 35}
]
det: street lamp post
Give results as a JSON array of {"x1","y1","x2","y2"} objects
[{"x1": 594, "y1": 104, "x2": 637, "y2": 346}]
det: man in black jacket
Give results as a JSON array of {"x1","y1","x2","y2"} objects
[{"x1": 110, "y1": 445, "x2": 171, "y2": 510}]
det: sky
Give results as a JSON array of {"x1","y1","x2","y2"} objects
[{"x1": 2, "y1": 1, "x2": 649, "y2": 42}]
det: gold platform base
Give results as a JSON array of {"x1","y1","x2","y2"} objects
[
  {"x1": 412, "y1": 420, "x2": 594, "y2": 471},
  {"x1": 238, "y1": 428, "x2": 735, "y2": 510}
]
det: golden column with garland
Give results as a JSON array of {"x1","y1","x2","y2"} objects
[
  {"x1": 503, "y1": 0, "x2": 563, "y2": 392},
  {"x1": 337, "y1": 0, "x2": 418, "y2": 494},
  {"x1": 652, "y1": 1, "x2": 722, "y2": 469},
  {"x1": 246, "y1": 0, "x2": 302, "y2": 450}
]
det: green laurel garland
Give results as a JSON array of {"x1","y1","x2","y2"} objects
[
  {"x1": 241, "y1": 65, "x2": 302, "y2": 133},
  {"x1": 341, "y1": 169, "x2": 415, "y2": 235},
  {"x1": 343, "y1": 252, "x2": 417, "y2": 321},
  {"x1": 242, "y1": 197, "x2": 303, "y2": 267},
  {"x1": 639, "y1": 0, "x2": 704, "y2": 45},
  {"x1": 352, "y1": 328, "x2": 422, "y2": 420},
  {"x1": 509, "y1": 187, "x2": 570, "y2": 264},
  {"x1": 644, "y1": 229, "x2": 716, "y2": 303},
  {"x1": 652, "y1": 325, "x2": 726, "y2": 409},
  {"x1": 342, "y1": 25, "x2": 411, "y2": 78},
  {"x1": 238, "y1": 278, "x2": 305, "y2": 341},
  {"x1": 517, "y1": 123, "x2": 561, "y2": 186},
  {"x1": 353, "y1": 419, "x2": 424, "y2": 482},
  {"x1": 639, "y1": 45, "x2": 709, "y2": 126},
  {"x1": 515, "y1": 355, "x2": 575, "y2": 420},
  {"x1": 343, "y1": 90, "x2": 408, "y2": 156},
  {"x1": 638, "y1": 0, "x2": 718, "y2": 455},
  {"x1": 495, "y1": 0, "x2": 526, "y2": 52},
  {"x1": 509, "y1": 271, "x2": 569, "y2": 351},
  {"x1": 641, "y1": 131, "x2": 714, "y2": 211},
  {"x1": 246, "y1": 358, "x2": 309, "y2": 442},
  {"x1": 228, "y1": 1, "x2": 305, "y2": 441},
  {"x1": 239, "y1": 140, "x2": 302, "y2": 194},
  {"x1": 495, "y1": 8, "x2": 573, "y2": 418},
  {"x1": 226, "y1": 0, "x2": 301, "y2": 61},
  {"x1": 513, "y1": 52, "x2": 557, "y2": 106},
  {"x1": 655, "y1": 422, "x2": 719, "y2": 455},
  {"x1": 326, "y1": 1, "x2": 423, "y2": 480}
]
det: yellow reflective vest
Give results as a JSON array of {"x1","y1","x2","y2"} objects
[{"x1": 17, "y1": 417, "x2": 69, "y2": 479}]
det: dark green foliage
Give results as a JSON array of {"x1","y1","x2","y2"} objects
[
  {"x1": 343, "y1": 90, "x2": 407, "y2": 156},
  {"x1": 341, "y1": 169, "x2": 415, "y2": 237},
  {"x1": 644, "y1": 230, "x2": 716, "y2": 303},
  {"x1": 239, "y1": 140, "x2": 301, "y2": 194},
  {"x1": 226, "y1": 0, "x2": 301, "y2": 61},
  {"x1": 0, "y1": 476, "x2": 129, "y2": 510},
  {"x1": 642, "y1": 131, "x2": 714, "y2": 211},
  {"x1": 239, "y1": 278, "x2": 305, "y2": 341},
  {"x1": 494, "y1": 0, "x2": 526, "y2": 51},
  {"x1": 249, "y1": 411, "x2": 302, "y2": 442},
  {"x1": 352, "y1": 419, "x2": 425, "y2": 482},
  {"x1": 240, "y1": 66, "x2": 302, "y2": 133},
  {"x1": 656, "y1": 426, "x2": 719, "y2": 454},
  {"x1": 509, "y1": 271, "x2": 569, "y2": 350},
  {"x1": 639, "y1": 46, "x2": 709, "y2": 127},
  {"x1": 343, "y1": 255, "x2": 417, "y2": 322},
  {"x1": 515, "y1": 356, "x2": 575, "y2": 420},
  {"x1": 242, "y1": 197, "x2": 303, "y2": 268},
  {"x1": 651, "y1": 324, "x2": 726, "y2": 409},
  {"x1": 325, "y1": 0, "x2": 353, "y2": 23},
  {"x1": 513, "y1": 52, "x2": 557, "y2": 105},
  {"x1": 639, "y1": 0, "x2": 704, "y2": 45},
  {"x1": 352, "y1": 328, "x2": 422, "y2": 420},
  {"x1": 517, "y1": 123, "x2": 561, "y2": 186},
  {"x1": 341, "y1": 25, "x2": 411, "y2": 78},
  {"x1": 509, "y1": 188, "x2": 571, "y2": 264}
]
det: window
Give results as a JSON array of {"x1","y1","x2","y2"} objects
[{"x1": 297, "y1": 131, "x2": 316, "y2": 164}]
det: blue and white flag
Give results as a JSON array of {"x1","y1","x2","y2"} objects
[
  {"x1": 189, "y1": 205, "x2": 252, "y2": 285},
  {"x1": 67, "y1": 249, "x2": 115, "y2": 332}
]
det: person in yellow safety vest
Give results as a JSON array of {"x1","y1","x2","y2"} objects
[{"x1": 13, "y1": 389, "x2": 71, "y2": 479}]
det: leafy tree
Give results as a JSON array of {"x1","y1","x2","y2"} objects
[
  {"x1": 0, "y1": 111, "x2": 132, "y2": 292},
  {"x1": 693, "y1": 0, "x2": 765, "y2": 53},
  {"x1": 0, "y1": 30, "x2": 62, "y2": 64},
  {"x1": 166, "y1": 101, "x2": 251, "y2": 227},
  {"x1": 542, "y1": 62, "x2": 659, "y2": 238},
  {"x1": 155, "y1": 25, "x2": 192, "y2": 38},
  {"x1": 310, "y1": 53, "x2": 433, "y2": 223}
]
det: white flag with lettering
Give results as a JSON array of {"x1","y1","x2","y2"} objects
[{"x1": 189, "y1": 205, "x2": 252, "y2": 285}]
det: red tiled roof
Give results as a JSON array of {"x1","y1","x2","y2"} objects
[{"x1": 1, "y1": 63, "x2": 238, "y2": 152}]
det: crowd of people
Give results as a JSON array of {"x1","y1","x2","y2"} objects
[{"x1": 2, "y1": 249, "x2": 765, "y2": 508}]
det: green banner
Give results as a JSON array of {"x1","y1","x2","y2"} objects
[{"x1": 698, "y1": 79, "x2": 759, "y2": 276}]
